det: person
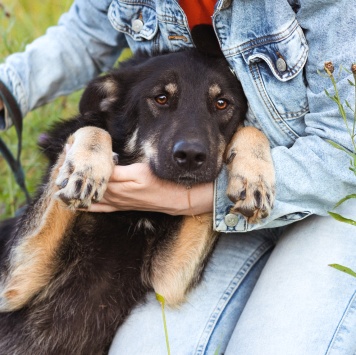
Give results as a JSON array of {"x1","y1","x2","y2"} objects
[{"x1": 1, "y1": 1, "x2": 356, "y2": 354}]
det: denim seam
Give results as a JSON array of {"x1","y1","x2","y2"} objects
[
  {"x1": 115, "y1": 0, "x2": 156, "y2": 8},
  {"x1": 279, "y1": 107, "x2": 309, "y2": 119},
  {"x1": 250, "y1": 63, "x2": 301, "y2": 140},
  {"x1": 246, "y1": 34, "x2": 308, "y2": 82},
  {"x1": 325, "y1": 289, "x2": 356, "y2": 354},
  {"x1": 194, "y1": 240, "x2": 274, "y2": 355},
  {"x1": 250, "y1": 63, "x2": 279, "y2": 120},
  {"x1": 223, "y1": 19, "x2": 299, "y2": 57},
  {"x1": 6, "y1": 64, "x2": 28, "y2": 117}
]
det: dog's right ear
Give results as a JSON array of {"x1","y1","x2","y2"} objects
[{"x1": 79, "y1": 74, "x2": 120, "y2": 114}]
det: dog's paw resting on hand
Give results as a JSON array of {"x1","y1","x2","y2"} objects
[
  {"x1": 55, "y1": 127, "x2": 115, "y2": 209},
  {"x1": 225, "y1": 126, "x2": 275, "y2": 224}
]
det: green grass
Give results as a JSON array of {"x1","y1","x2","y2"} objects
[{"x1": 0, "y1": 0, "x2": 81, "y2": 219}]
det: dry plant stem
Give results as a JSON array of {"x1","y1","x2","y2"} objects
[{"x1": 324, "y1": 63, "x2": 356, "y2": 153}]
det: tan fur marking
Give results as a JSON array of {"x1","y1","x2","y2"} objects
[
  {"x1": 209, "y1": 83, "x2": 221, "y2": 97},
  {"x1": 101, "y1": 78, "x2": 118, "y2": 96},
  {"x1": 151, "y1": 213, "x2": 218, "y2": 306},
  {"x1": 0, "y1": 127, "x2": 114, "y2": 311},
  {"x1": 165, "y1": 83, "x2": 178, "y2": 95},
  {"x1": 141, "y1": 137, "x2": 158, "y2": 164},
  {"x1": 124, "y1": 128, "x2": 139, "y2": 154},
  {"x1": 226, "y1": 126, "x2": 273, "y2": 178},
  {"x1": 5, "y1": 290, "x2": 18, "y2": 299},
  {"x1": 99, "y1": 79, "x2": 118, "y2": 110},
  {"x1": 0, "y1": 153, "x2": 75, "y2": 311}
]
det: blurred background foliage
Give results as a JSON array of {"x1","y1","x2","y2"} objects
[{"x1": 0, "y1": 1, "x2": 86, "y2": 219}]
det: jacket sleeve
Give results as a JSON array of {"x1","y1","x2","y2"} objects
[
  {"x1": 0, "y1": 0, "x2": 126, "y2": 128},
  {"x1": 214, "y1": 0, "x2": 356, "y2": 232}
]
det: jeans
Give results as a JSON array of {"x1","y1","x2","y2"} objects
[{"x1": 109, "y1": 200, "x2": 356, "y2": 354}]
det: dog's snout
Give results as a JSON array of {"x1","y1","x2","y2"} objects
[{"x1": 173, "y1": 141, "x2": 207, "y2": 171}]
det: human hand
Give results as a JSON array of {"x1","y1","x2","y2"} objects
[{"x1": 86, "y1": 163, "x2": 214, "y2": 216}]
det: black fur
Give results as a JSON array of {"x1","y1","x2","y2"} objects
[{"x1": 0, "y1": 50, "x2": 247, "y2": 354}]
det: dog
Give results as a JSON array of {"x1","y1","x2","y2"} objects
[{"x1": 0, "y1": 49, "x2": 275, "y2": 354}]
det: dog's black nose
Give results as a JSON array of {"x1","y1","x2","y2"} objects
[{"x1": 173, "y1": 141, "x2": 207, "y2": 171}]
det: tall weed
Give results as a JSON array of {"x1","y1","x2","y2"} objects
[{"x1": 324, "y1": 62, "x2": 356, "y2": 278}]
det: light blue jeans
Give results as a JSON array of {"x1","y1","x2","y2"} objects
[{"x1": 109, "y1": 201, "x2": 356, "y2": 355}]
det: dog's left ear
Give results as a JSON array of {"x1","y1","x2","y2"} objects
[{"x1": 79, "y1": 74, "x2": 120, "y2": 114}]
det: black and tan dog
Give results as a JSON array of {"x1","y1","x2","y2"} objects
[{"x1": 0, "y1": 50, "x2": 274, "y2": 354}]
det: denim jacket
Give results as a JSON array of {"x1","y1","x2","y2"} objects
[{"x1": 1, "y1": 0, "x2": 355, "y2": 232}]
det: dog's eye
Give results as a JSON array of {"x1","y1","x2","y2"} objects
[
  {"x1": 215, "y1": 99, "x2": 229, "y2": 110},
  {"x1": 155, "y1": 95, "x2": 168, "y2": 105}
]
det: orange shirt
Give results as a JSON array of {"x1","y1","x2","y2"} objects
[{"x1": 180, "y1": 0, "x2": 216, "y2": 29}]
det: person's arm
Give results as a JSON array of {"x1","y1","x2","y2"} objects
[
  {"x1": 215, "y1": 1, "x2": 356, "y2": 231},
  {"x1": 92, "y1": 2, "x2": 356, "y2": 222},
  {"x1": 0, "y1": 0, "x2": 126, "y2": 129}
]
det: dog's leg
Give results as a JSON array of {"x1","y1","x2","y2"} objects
[
  {"x1": 0, "y1": 127, "x2": 114, "y2": 311},
  {"x1": 149, "y1": 213, "x2": 218, "y2": 306},
  {"x1": 225, "y1": 126, "x2": 275, "y2": 224}
]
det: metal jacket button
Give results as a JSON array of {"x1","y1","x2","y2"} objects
[
  {"x1": 224, "y1": 213, "x2": 238, "y2": 227},
  {"x1": 276, "y1": 57, "x2": 287, "y2": 72},
  {"x1": 132, "y1": 19, "x2": 144, "y2": 33}
]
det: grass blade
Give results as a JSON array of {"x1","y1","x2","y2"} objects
[
  {"x1": 326, "y1": 140, "x2": 355, "y2": 158},
  {"x1": 333, "y1": 194, "x2": 356, "y2": 208},
  {"x1": 328, "y1": 212, "x2": 356, "y2": 226},
  {"x1": 329, "y1": 264, "x2": 356, "y2": 278},
  {"x1": 156, "y1": 293, "x2": 171, "y2": 355}
]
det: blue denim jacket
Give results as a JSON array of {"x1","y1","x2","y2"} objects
[{"x1": 1, "y1": 0, "x2": 355, "y2": 232}]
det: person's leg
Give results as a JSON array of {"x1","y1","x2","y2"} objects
[
  {"x1": 109, "y1": 228, "x2": 281, "y2": 354},
  {"x1": 226, "y1": 201, "x2": 356, "y2": 355}
]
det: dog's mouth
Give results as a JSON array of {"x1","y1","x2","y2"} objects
[
  {"x1": 176, "y1": 175, "x2": 198, "y2": 187},
  {"x1": 149, "y1": 156, "x2": 220, "y2": 188}
]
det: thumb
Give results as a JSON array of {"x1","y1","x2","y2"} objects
[{"x1": 110, "y1": 163, "x2": 151, "y2": 182}]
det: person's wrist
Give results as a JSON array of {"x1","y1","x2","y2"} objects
[{"x1": 171, "y1": 182, "x2": 214, "y2": 216}]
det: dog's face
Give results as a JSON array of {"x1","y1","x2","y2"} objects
[{"x1": 80, "y1": 50, "x2": 247, "y2": 186}]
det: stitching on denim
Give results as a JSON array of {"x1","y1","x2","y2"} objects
[
  {"x1": 7, "y1": 65, "x2": 28, "y2": 116},
  {"x1": 224, "y1": 20, "x2": 299, "y2": 57},
  {"x1": 115, "y1": 0, "x2": 156, "y2": 8},
  {"x1": 325, "y1": 289, "x2": 356, "y2": 354},
  {"x1": 250, "y1": 63, "x2": 279, "y2": 120},
  {"x1": 250, "y1": 63, "x2": 302, "y2": 140},
  {"x1": 193, "y1": 240, "x2": 274, "y2": 355},
  {"x1": 279, "y1": 107, "x2": 309, "y2": 119},
  {"x1": 247, "y1": 35, "x2": 308, "y2": 82}
]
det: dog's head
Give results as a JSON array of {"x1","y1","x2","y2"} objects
[{"x1": 79, "y1": 50, "x2": 247, "y2": 186}]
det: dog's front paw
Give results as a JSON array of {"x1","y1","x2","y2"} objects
[
  {"x1": 226, "y1": 169, "x2": 275, "y2": 224},
  {"x1": 55, "y1": 161, "x2": 109, "y2": 209},
  {"x1": 225, "y1": 126, "x2": 275, "y2": 224},
  {"x1": 54, "y1": 127, "x2": 115, "y2": 209}
]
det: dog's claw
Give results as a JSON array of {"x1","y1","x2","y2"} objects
[
  {"x1": 112, "y1": 152, "x2": 119, "y2": 165},
  {"x1": 55, "y1": 155, "x2": 113, "y2": 209},
  {"x1": 227, "y1": 174, "x2": 275, "y2": 224},
  {"x1": 58, "y1": 178, "x2": 68, "y2": 189}
]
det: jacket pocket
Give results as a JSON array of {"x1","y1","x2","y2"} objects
[
  {"x1": 108, "y1": 0, "x2": 158, "y2": 47},
  {"x1": 242, "y1": 20, "x2": 309, "y2": 139}
]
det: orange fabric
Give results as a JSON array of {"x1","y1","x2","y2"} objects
[{"x1": 180, "y1": 0, "x2": 216, "y2": 29}]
